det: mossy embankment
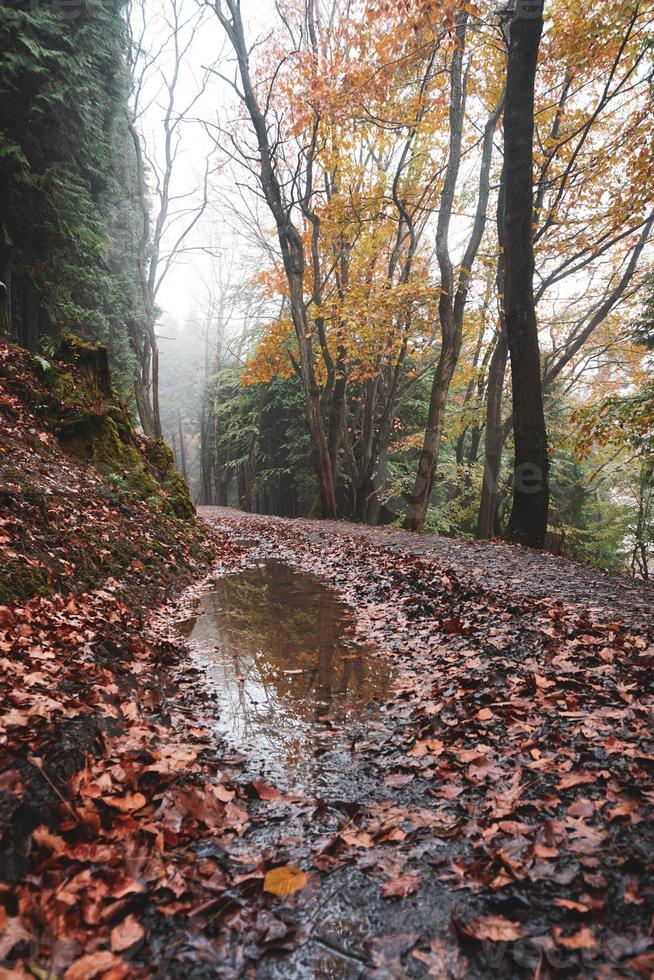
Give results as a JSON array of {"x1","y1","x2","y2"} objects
[
  {"x1": 0, "y1": 337, "x2": 211, "y2": 605},
  {"x1": 0, "y1": 339, "x2": 226, "y2": 896}
]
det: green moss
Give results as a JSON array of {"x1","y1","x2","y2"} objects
[
  {"x1": 34, "y1": 340, "x2": 195, "y2": 522},
  {"x1": 60, "y1": 414, "x2": 160, "y2": 499},
  {"x1": 21, "y1": 487, "x2": 48, "y2": 517},
  {"x1": 57, "y1": 333, "x2": 111, "y2": 397},
  {"x1": 164, "y1": 469, "x2": 195, "y2": 519},
  {"x1": 146, "y1": 440, "x2": 174, "y2": 479},
  {"x1": 51, "y1": 369, "x2": 87, "y2": 410},
  {"x1": 0, "y1": 562, "x2": 50, "y2": 604},
  {"x1": 145, "y1": 440, "x2": 194, "y2": 519}
]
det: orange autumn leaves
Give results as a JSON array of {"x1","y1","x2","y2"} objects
[{"x1": 263, "y1": 866, "x2": 309, "y2": 897}]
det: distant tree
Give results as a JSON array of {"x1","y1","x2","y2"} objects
[{"x1": 126, "y1": 0, "x2": 214, "y2": 438}]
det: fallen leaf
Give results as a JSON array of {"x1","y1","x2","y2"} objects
[
  {"x1": 554, "y1": 926, "x2": 597, "y2": 949},
  {"x1": 557, "y1": 773, "x2": 595, "y2": 789},
  {"x1": 251, "y1": 780, "x2": 282, "y2": 801},
  {"x1": 33, "y1": 825, "x2": 66, "y2": 854},
  {"x1": 409, "y1": 738, "x2": 444, "y2": 757},
  {"x1": 103, "y1": 793, "x2": 147, "y2": 813},
  {"x1": 0, "y1": 607, "x2": 15, "y2": 627},
  {"x1": 263, "y1": 866, "x2": 308, "y2": 897},
  {"x1": 381, "y1": 871, "x2": 421, "y2": 898},
  {"x1": 0, "y1": 917, "x2": 31, "y2": 960},
  {"x1": 64, "y1": 952, "x2": 126, "y2": 980},
  {"x1": 555, "y1": 898, "x2": 590, "y2": 913},
  {"x1": 454, "y1": 913, "x2": 524, "y2": 943},
  {"x1": 111, "y1": 914, "x2": 145, "y2": 952}
]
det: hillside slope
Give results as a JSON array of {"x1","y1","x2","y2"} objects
[
  {"x1": 0, "y1": 339, "x2": 208, "y2": 606},
  {"x1": 0, "y1": 338, "x2": 217, "y2": 885}
]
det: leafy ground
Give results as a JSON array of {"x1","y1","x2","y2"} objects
[{"x1": 1, "y1": 360, "x2": 653, "y2": 979}]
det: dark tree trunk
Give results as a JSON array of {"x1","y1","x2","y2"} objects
[
  {"x1": 177, "y1": 411, "x2": 188, "y2": 482},
  {"x1": 503, "y1": 0, "x2": 549, "y2": 548},
  {"x1": 150, "y1": 330, "x2": 162, "y2": 441},
  {"x1": 199, "y1": 402, "x2": 213, "y2": 506},
  {"x1": 0, "y1": 254, "x2": 12, "y2": 340},
  {"x1": 478, "y1": 162, "x2": 509, "y2": 539},
  {"x1": 477, "y1": 330, "x2": 508, "y2": 538}
]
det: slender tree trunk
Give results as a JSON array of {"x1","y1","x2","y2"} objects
[
  {"x1": 150, "y1": 333, "x2": 162, "y2": 440},
  {"x1": 214, "y1": 1, "x2": 337, "y2": 519},
  {"x1": 242, "y1": 391, "x2": 263, "y2": 512},
  {"x1": 366, "y1": 411, "x2": 394, "y2": 525},
  {"x1": 177, "y1": 411, "x2": 188, "y2": 481},
  {"x1": 503, "y1": 0, "x2": 549, "y2": 548},
  {"x1": 478, "y1": 162, "x2": 509, "y2": 538},
  {"x1": 405, "y1": 22, "x2": 503, "y2": 531},
  {"x1": 127, "y1": 119, "x2": 162, "y2": 441},
  {"x1": 0, "y1": 254, "x2": 12, "y2": 340},
  {"x1": 135, "y1": 377, "x2": 155, "y2": 438},
  {"x1": 404, "y1": 13, "x2": 468, "y2": 532},
  {"x1": 199, "y1": 401, "x2": 213, "y2": 505},
  {"x1": 477, "y1": 331, "x2": 508, "y2": 537}
]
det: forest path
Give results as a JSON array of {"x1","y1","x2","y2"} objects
[
  {"x1": 177, "y1": 507, "x2": 654, "y2": 978},
  {"x1": 200, "y1": 507, "x2": 653, "y2": 629}
]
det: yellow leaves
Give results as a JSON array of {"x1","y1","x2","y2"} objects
[
  {"x1": 243, "y1": 317, "x2": 295, "y2": 386},
  {"x1": 263, "y1": 866, "x2": 308, "y2": 897}
]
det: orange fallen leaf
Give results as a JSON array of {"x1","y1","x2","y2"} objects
[
  {"x1": 263, "y1": 866, "x2": 308, "y2": 897},
  {"x1": 252, "y1": 779, "x2": 283, "y2": 801},
  {"x1": 212, "y1": 783, "x2": 236, "y2": 803},
  {"x1": 64, "y1": 951, "x2": 126, "y2": 979},
  {"x1": 555, "y1": 898, "x2": 590, "y2": 913},
  {"x1": 554, "y1": 926, "x2": 597, "y2": 949},
  {"x1": 454, "y1": 913, "x2": 524, "y2": 942},
  {"x1": 339, "y1": 828, "x2": 375, "y2": 848},
  {"x1": 557, "y1": 772, "x2": 595, "y2": 789},
  {"x1": 408, "y1": 738, "x2": 444, "y2": 758},
  {"x1": 381, "y1": 871, "x2": 421, "y2": 898},
  {"x1": 111, "y1": 914, "x2": 145, "y2": 952},
  {"x1": 0, "y1": 607, "x2": 15, "y2": 627},
  {"x1": 103, "y1": 792, "x2": 147, "y2": 813},
  {"x1": 33, "y1": 825, "x2": 66, "y2": 853}
]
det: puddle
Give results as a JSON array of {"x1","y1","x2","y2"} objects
[
  {"x1": 232, "y1": 536, "x2": 260, "y2": 549},
  {"x1": 177, "y1": 560, "x2": 392, "y2": 793}
]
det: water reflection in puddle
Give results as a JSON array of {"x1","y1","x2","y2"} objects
[{"x1": 177, "y1": 560, "x2": 391, "y2": 792}]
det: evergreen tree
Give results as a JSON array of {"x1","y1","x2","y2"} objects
[{"x1": 0, "y1": 0, "x2": 145, "y2": 394}]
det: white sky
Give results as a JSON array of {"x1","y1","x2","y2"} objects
[{"x1": 134, "y1": 0, "x2": 273, "y2": 330}]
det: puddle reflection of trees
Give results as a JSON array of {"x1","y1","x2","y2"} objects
[{"x1": 183, "y1": 562, "x2": 389, "y2": 766}]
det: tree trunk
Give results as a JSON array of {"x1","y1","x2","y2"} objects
[
  {"x1": 199, "y1": 402, "x2": 214, "y2": 506},
  {"x1": 0, "y1": 255, "x2": 12, "y2": 340},
  {"x1": 177, "y1": 411, "x2": 188, "y2": 481},
  {"x1": 214, "y1": 1, "x2": 337, "y2": 519},
  {"x1": 404, "y1": 19, "x2": 503, "y2": 532},
  {"x1": 404, "y1": 14, "x2": 468, "y2": 532},
  {"x1": 148, "y1": 321, "x2": 162, "y2": 441},
  {"x1": 478, "y1": 159, "x2": 509, "y2": 539},
  {"x1": 477, "y1": 331, "x2": 508, "y2": 538},
  {"x1": 503, "y1": 0, "x2": 549, "y2": 548}
]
